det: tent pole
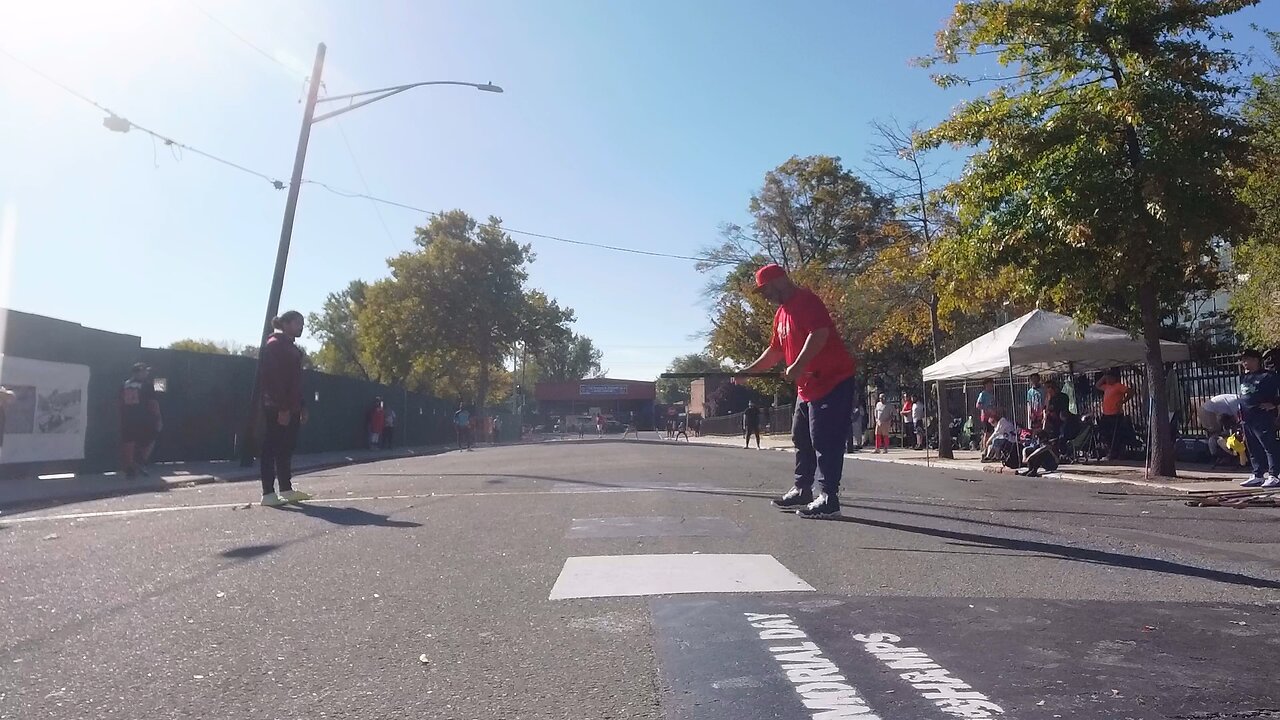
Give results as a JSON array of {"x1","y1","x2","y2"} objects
[
  {"x1": 923, "y1": 369, "x2": 931, "y2": 468},
  {"x1": 1008, "y1": 355, "x2": 1018, "y2": 427}
]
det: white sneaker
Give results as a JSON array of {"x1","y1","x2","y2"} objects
[
  {"x1": 1241, "y1": 476, "x2": 1265, "y2": 488},
  {"x1": 261, "y1": 492, "x2": 287, "y2": 507},
  {"x1": 1263, "y1": 475, "x2": 1280, "y2": 489},
  {"x1": 278, "y1": 489, "x2": 313, "y2": 503}
]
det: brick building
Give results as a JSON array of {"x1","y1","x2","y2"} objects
[{"x1": 534, "y1": 378, "x2": 657, "y2": 429}]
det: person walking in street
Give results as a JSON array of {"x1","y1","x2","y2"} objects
[
  {"x1": 454, "y1": 403, "x2": 473, "y2": 451},
  {"x1": 735, "y1": 264, "x2": 856, "y2": 520},
  {"x1": 1237, "y1": 349, "x2": 1280, "y2": 487},
  {"x1": 873, "y1": 393, "x2": 893, "y2": 453},
  {"x1": 119, "y1": 362, "x2": 162, "y2": 479},
  {"x1": 744, "y1": 400, "x2": 762, "y2": 449},
  {"x1": 258, "y1": 311, "x2": 312, "y2": 507},
  {"x1": 493, "y1": 415, "x2": 503, "y2": 444},
  {"x1": 381, "y1": 406, "x2": 397, "y2": 449},
  {"x1": 595, "y1": 413, "x2": 605, "y2": 438}
]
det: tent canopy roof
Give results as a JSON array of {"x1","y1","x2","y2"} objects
[{"x1": 922, "y1": 310, "x2": 1190, "y2": 382}]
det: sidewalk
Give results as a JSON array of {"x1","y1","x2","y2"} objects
[
  {"x1": 687, "y1": 433, "x2": 1246, "y2": 494},
  {"x1": 0, "y1": 442, "x2": 460, "y2": 512}
]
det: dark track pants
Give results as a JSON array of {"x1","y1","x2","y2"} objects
[
  {"x1": 260, "y1": 409, "x2": 300, "y2": 495},
  {"x1": 792, "y1": 377, "x2": 856, "y2": 497}
]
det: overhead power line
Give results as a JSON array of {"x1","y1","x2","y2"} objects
[
  {"x1": 0, "y1": 45, "x2": 287, "y2": 189},
  {"x1": 300, "y1": 179, "x2": 715, "y2": 264},
  {"x1": 2, "y1": 46, "x2": 714, "y2": 266},
  {"x1": 185, "y1": 0, "x2": 306, "y2": 83}
]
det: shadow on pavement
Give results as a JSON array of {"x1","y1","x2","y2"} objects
[
  {"x1": 219, "y1": 544, "x2": 281, "y2": 560},
  {"x1": 836, "y1": 514, "x2": 1280, "y2": 590},
  {"x1": 276, "y1": 504, "x2": 422, "y2": 528},
  {"x1": 846, "y1": 502, "x2": 1044, "y2": 533}
]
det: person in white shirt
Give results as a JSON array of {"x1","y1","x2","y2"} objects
[
  {"x1": 986, "y1": 408, "x2": 1018, "y2": 463},
  {"x1": 910, "y1": 393, "x2": 927, "y2": 450},
  {"x1": 873, "y1": 394, "x2": 894, "y2": 453},
  {"x1": 1197, "y1": 394, "x2": 1240, "y2": 436}
]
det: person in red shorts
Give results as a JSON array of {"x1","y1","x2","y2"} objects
[{"x1": 734, "y1": 264, "x2": 857, "y2": 519}]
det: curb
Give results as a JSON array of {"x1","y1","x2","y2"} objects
[{"x1": 683, "y1": 436, "x2": 1204, "y2": 494}]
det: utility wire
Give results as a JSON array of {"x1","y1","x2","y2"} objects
[
  {"x1": 1, "y1": 46, "x2": 711, "y2": 265},
  {"x1": 0, "y1": 45, "x2": 287, "y2": 189},
  {"x1": 334, "y1": 122, "x2": 398, "y2": 246},
  {"x1": 185, "y1": 0, "x2": 305, "y2": 82},
  {"x1": 299, "y1": 179, "x2": 716, "y2": 263}
]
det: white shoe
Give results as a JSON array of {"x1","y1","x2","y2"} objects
[
  {"x1": 1263, "y1": 475, "x2": 1280, "y2": 489},
  {"x1": 261, "y1": 492, "x2": 287, "y2": 507},
  {"x1": 278, "y1": 489, "x2": 313, "y2": 503},
  {"x1": 1241, "y1": 476, "x2": 1265, "y2": 488}
]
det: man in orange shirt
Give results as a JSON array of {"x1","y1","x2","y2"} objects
[
  {"x1": 736, "y1": 264, "x2": 856, "y2": 519},
  {"x1": 1096, "y1": 371, "x2": 1134, "y2": 460}
]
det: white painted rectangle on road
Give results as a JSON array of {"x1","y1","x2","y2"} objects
[{"x1": 548, "y1": 553, "x2": 815, "y2": 600}]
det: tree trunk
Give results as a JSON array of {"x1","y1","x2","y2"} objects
[
  {"x1": 930, "y1": 295, "x2": 953, "y2": 458},
  {"x1": 1138, "y1": 281, "x2": 1176, "y2": 477},
  {"x1": 477, "y1": 337, "x2": 492, "y2": 413}
]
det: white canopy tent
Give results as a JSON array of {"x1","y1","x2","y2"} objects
[{"x1": 923, "y1": 310, "x2": 1190, "y2": 382}]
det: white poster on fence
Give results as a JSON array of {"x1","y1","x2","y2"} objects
[{"x1": 0, "y1": 355, "x2": 91, "y2": 464}]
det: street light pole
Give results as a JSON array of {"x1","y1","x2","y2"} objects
[
  {"x1": 238, "y1": 42, "x2": 503, "y2": 465},
  {"x1": 239, "y1": 42, "x2": 326, "y2": 465}
]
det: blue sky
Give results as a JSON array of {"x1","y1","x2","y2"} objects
[{"x1": 1, "y1": 0, "x2": 1276, "y2": 381}]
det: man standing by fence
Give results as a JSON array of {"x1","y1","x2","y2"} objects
[
  {"x1": 743, "y1": 400, "x2": 761, "y2": 449},
  {"x1": 735, "y1": 264, "x2": 856, "y2": 520},
  {"x1": 454, "y1": 403, "x2": 473, "y2": 451},
  {"x1": 1238, "y1": 349, "x2": 1280, "y2": 488},
  {"x1": 119, "y1": 363, "x2": 162, "y2": 479}
]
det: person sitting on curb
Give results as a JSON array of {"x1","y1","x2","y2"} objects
[{"x1": 1017, "y1": 430, "x2": 1060, "y2": 477}]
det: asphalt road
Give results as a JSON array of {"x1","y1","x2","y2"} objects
[{"x1": 3, "y1": 439, "x2": 1279, "y2": 719}]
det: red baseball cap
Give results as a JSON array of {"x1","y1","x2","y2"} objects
[{"x1": 753, "y1": 263, "x2": 787, "y2": 291}]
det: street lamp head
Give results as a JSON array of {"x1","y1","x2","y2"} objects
[{"x1": 476, "y1": 83, "x2": 504, "y2": 93}]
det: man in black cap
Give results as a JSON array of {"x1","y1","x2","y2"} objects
[
  {"x1": 1238, "y1": 349, "x2": 1280, "y2": 487},
  {"x1": 119, "y1": 362, "x2": 162, "y2": 478}
]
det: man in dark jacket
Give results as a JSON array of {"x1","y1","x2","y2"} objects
[
  {"x1": 259, "y1": 311, "x2": 312, "y2": 506},
  {"x1": 1238, "y1": 349, "x2": 1280, "y2": 488}
]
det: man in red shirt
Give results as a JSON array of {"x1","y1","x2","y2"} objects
[{"x1": 736, "y1": 264, "x2": 856, "y2": 519}]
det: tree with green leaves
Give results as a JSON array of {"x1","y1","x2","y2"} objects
[
  {"x1": 657, "y1": 353, "x2": 728, "y2": 404},
  {"x1": 1233, "y1": 30, "x2": 1280, "y2": 350},
  {"x1": 533, "y1": 333, "x2": 606, "y2": 382},
  {"x1": 919, "y1": 0, "x2": 1254, "y2": 476},
  {"x1": 308, "y1": 279, "x2": 373, "y2": 381},
  {"x1": 359, "y1": 210, "x2": 533, "y2": 407},
  {"x1": 167, "y1": 339, "x2": 233, "y2": 355},
  {"x1": 700, "y1": 155, "x2": 895, "y2": 274},
  {"x1": 702, "y1": 156, "x2": 895, "y2": 401}
]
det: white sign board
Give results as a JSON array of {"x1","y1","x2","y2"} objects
[{"x1": 0, "y1": 355, "x2": 91, "y2": 464}]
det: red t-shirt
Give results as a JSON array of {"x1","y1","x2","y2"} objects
[{"x1": 769, "y1": 288, "x2": 856, "y2": 402}]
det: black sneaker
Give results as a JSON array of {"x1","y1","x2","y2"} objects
[
  {"x1": 797, "y1": 493, "x2": 842, "y2": 520},
  {"x1": 772, "y1": 487, "x2": 813, "y2": 509}
]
